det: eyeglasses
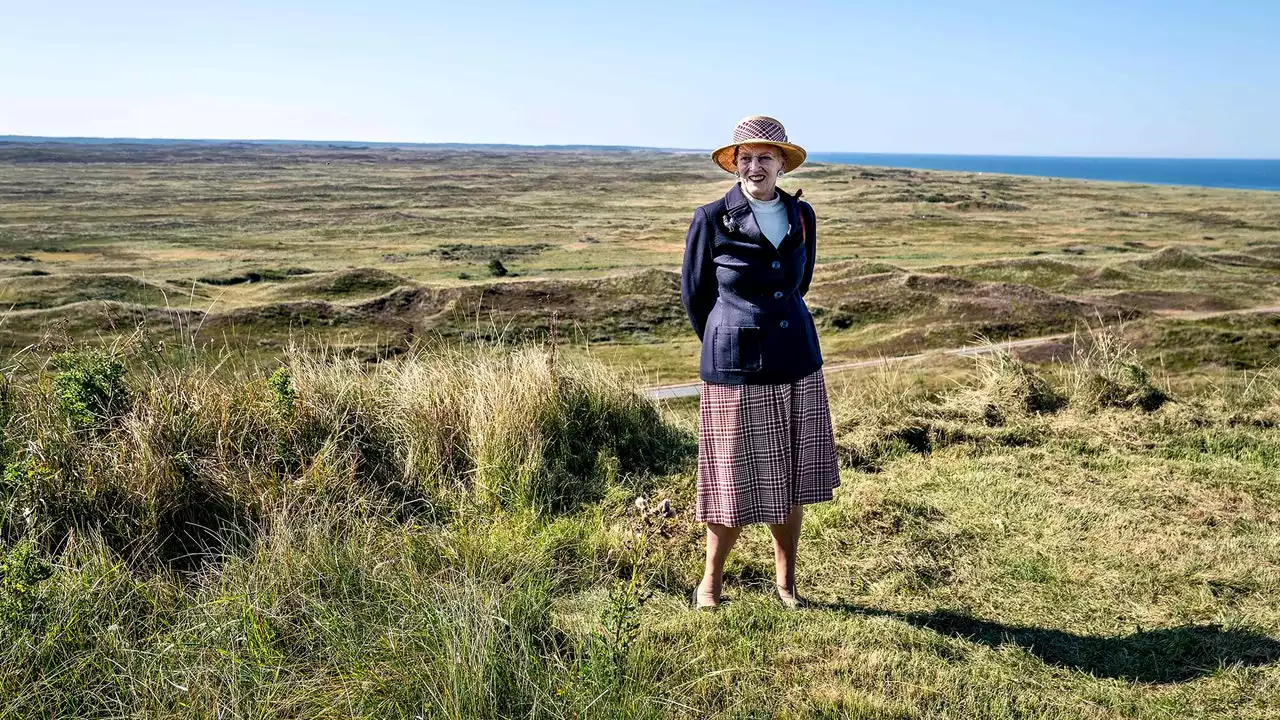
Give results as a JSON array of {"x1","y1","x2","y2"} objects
[{"x1": 736, "y1": 153, "x2": 779, "y2": 167}]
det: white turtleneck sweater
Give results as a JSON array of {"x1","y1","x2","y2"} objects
[{"x1": 742, "y1": 185, "x2": 789, "y2": 248}]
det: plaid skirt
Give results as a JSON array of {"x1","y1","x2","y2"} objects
[{"x1": 696, "y1": 370, "x2": 840, "y2": 527}]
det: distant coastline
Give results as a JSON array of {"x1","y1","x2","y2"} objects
[
  {"x1": 3, "y1": 135, "x2": 1278, "y2": 192},
  {"x1": 809, "y1": 152, "x2": 1280, "y2": 192}
]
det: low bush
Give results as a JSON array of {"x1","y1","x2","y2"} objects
[
  {"x1": 0, "y1": 540, "x2": 53, "y2": 633},
  {"x1": 49, "y1": 350, "x2": 130, "y2": 429}
]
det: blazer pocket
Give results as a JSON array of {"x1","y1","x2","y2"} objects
[{"x1": 712, "y1": 326, "x2": 763, "y2": 373}]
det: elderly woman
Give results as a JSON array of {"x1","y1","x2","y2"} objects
[{"x1": 681, "y1": 116, "x2": 840, "y2": 610}]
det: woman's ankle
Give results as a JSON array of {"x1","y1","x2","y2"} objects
[{"x1": 698, "y1": 575, "x2": 721, "y2": 598}]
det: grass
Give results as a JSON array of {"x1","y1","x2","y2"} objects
[
  {"x1": 0, "y1": 336, "x2": 1278, "y2": 718},
  {"x1": 3, "y1": 142, "x2": 1280, "y2": 717}
]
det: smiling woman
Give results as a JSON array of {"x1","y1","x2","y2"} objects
[{"x1": 681, "y1": 116, "x2": 839, "y2": 611}]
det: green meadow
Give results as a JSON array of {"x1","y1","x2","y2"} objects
[{"x1": 1, "y1": 143, "x2": 1280, "y2": 718}]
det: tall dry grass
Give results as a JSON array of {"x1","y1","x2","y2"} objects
[{"x1": 1, "y1": 341, "x2": 682, "y2": 568}]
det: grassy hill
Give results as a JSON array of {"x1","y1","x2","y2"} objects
[
  {"x1": 3, "y1": 143, "x2": 1280, "y2": 380},
  {"x1": 3, "y1": 144, "x2": 1280, "y2": 717},
  {"x1": 1, "y1": 338, "x2": 1279, "y2": 718}
]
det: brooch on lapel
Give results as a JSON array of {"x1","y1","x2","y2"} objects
[{"x1": 721, "y1": 214, "x2": 739, "y2": 233}]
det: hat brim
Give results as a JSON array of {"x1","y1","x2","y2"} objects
[{"x1": 712, "y1": 140, "x2": 807, "y2": 174}]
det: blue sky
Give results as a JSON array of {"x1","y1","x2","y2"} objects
[{"x1": 1, "y1": 0, "x2": 1276, "y2": 157}]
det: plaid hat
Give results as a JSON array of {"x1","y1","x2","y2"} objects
[{"x1": 712, "y1": 116, "x2": 807, "y2": 174}]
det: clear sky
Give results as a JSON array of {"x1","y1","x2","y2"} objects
[{"x1": 2, "y1": 0, "x2": 1276, "y2": 157}]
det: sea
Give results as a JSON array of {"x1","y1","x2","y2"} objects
[
  {"x1": 3, "y1": 135, "x2": 1278, "y2": 192},
  {"x1": 808, "y1": 153, "x2": 1280, "y2": 192}
]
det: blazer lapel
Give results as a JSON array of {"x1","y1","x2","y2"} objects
[
  {"x1": 775, "y1": 188, "x2": 804, "y2": 254},
  {"x1": 724, "y1": 183, "x2": 770, "y2": 249}
]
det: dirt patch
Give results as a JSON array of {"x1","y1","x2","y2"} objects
[{"x1": 902, "y1": 273, "x2": 978, "y2": 294}]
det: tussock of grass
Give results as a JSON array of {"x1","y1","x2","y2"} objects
[
  {"x1": 1068, "y1": 325, "x2": 1170, "y2": 411},
  {"x1": 939, "y1": 347, "x2": 1066, "y2": 424},
  {"x1": 833, "y1": 349, "x2": 1066, "y2": 471}
]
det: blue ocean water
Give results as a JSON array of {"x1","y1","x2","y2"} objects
[{"x1": 808, "y1": 153, "x2": 1280, "y2": 192}]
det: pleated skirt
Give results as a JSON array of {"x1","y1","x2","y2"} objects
[{"x1": 696, "y1": 369, "x2": 841, "y2": 527}]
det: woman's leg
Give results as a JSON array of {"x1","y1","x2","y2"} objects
[
  {"x1": 768, "y1": 505, "x2": 804, "y2": 601},
  {"x1": 698, "y1": 523, "x2": 742, "y2": 605}
]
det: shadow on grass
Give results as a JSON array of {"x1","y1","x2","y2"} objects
[{"x1": 824, "y1": 604, "x2": 1280, "y2": 683}]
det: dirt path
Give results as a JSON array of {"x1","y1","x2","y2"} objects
[{"x1": 642, "y1": 304, "x2": 1280, "y2": 400}]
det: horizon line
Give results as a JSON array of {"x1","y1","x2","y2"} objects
[{"x1": 1, "y1": 134, "x2": 1278, "y2": 162}]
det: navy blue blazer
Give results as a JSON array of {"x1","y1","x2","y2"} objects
[{"x1": 681, "y1": 184, "x2": 823, "y2": 385}]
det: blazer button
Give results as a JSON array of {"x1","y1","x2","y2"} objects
[
  {"x1": 779, "y1": 320, "x2": 790, "y2": 329},
  {"x1": 773, "y1": 291, "x2": 784, "y2": 299},
  {"x1": 771, "y1": 260, "x2": 781, "y2": 269}
]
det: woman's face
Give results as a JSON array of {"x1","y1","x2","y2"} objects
[{"x1": 736, "y1": 143, "x2": 783, "y2": 200}]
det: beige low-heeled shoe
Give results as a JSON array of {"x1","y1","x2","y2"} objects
[
  {"x1": 774, "y1": 584, "x2": 807, "y2": 610},
  {"x1": 691, "y1": 588, "x2": 718, "y2": 612}
]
